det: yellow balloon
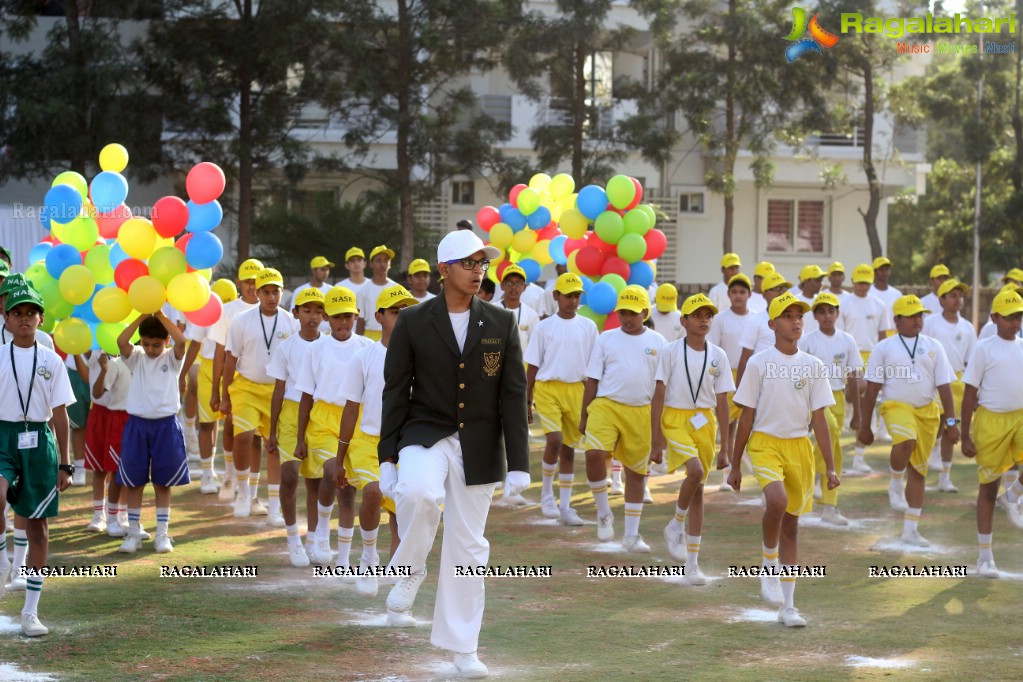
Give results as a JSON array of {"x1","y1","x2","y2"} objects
[
  {"x1": 167, "y1": 272, "x2": 211, "y2": 313},
  {"x1": 128, "y1": 275, "x2": 166, "y2": 314},
  {"x1": 566, "y1": 250, "x2": 581, "y2": 276},
  {"x1": 52, "y1": 171, "x2": 88, "y2": 200},
  {"x1": 550, "y1": 173, "x2": 575, "y2": 199},
  {"x1": 511, "y1": 229, "x2": 538, "y2": 254},
  {"x1": 559, "y1": 193, "x2": 578, "y2": 214},
  {"x1": 529, "y1": 173, "x2": 552, "y2": 192},
  {"x1": 118, "y1": 218, "x2": 158, "y2": 260},
  {"x1": 489, "y1": 223, "x2": 513, "y2": 250},
  {"x1": 533, "y1": 239, "x2": 553, "y2": 266},
  {"x1": 194, "y1": 267, "x2": 213, "y2": 281},
  {"x1": 560, "y1": 208, "x2": 589, "y2": 239},
  {"x1": 53, "y1": 318, "x2": 92, "y2": 355},
  {"x1": 93, "y1": 287, "x2": 133, "y2": 323},
  {"x1": 58, "y1": 265, "x2": 96, "y2": 306},
  {"x1": 99, "y1": 143, "x2": 129, "y2": 173}
]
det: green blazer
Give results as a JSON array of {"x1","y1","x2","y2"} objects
[{"x1": 378, "y1": 294, "x2": 530, "y2": 485}]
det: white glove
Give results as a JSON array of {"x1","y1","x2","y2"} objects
[
  {"x1": 504, "y1": 470, "x2": 531, "y2": 497},
  {"x1": 379, "y1": 462, "x2": 398, "y2": 499}
]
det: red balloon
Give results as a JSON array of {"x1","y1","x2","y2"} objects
[
  {"x1": 603, "y1": 311, "x2": 621, "y2": 331},
  {"x1": 184, "y1": 293, "x2": 223, "y2": 327},
  {"x1": 495, "y1": 260, "x2": 511, "y2": 280},
  {"x1": 588, "y1": 231, "x2": 617, "y2": 255},
  {"x1": 536, "y1": 225, "x2": 561, "y2": 241},
  {"x1": 564, "y1": 237, "x2": 588, "y2": 255},
  {"x1": 186, "y1": 162, "x2": 226, "y2": 204},
  {"x1": 152, "y1": 196, "x2": 190, "y2": 238},
  {"x1": 575, "y1": 246, "x2": 606, "y2": 277},
  {"x1": 626, "y1": 178, "x2": 643, "y2": 210},
  {"x1": 601, "y1": 256, "x2": 631, "y2": 280},
  {"x1": 114, "y1": 258, "x2": 149, "y2": 291},
  {"x1": 175, "y1": 232, "x2": 194, "y2": 254},
  {"x1": 96, "y1": 204, "x2": 131, "y2": 239},
  {"x1": 644, "y1": 228, "x2": 667, "y2": 261},
  {"x1": 605, "y1": 203, "x2": 626, "y2": 217},
  {"x1": 476, "y1": 206, "x2": 500, "y2": 232},
  {"x1": 508, "y1": 184, "x2": 527, "y2": 207}
]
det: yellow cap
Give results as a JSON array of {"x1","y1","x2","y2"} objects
[
  {"x1": 938, "y1": 278, "x2": 968, "y2": 298},
  {"x1": 799, "y1": 264, "x2": 826, "y2": 282},
  {"x1": 238, "y1": 258, "x2": 264, "y2": 281},
  {"x1": 324, "y1": 285, "x2": 359, "y2": 316},
  {"x1": 1002, "y1": 267, "x2": 1023, "y2": 284},
  {"x1": 615, "y1": 286, "x2": 650, "y2": 314},
  {"x1": 210, "y1": 278, "x2": 238, "y2": 304},
  {"x1": 294, "y1": 288, "x2": 325, "y2": 308},
  {"x1": 852, "y1": 264, "x2": 875, "y2": 284},
  {"x1": 375, "y1": 285, "x2": 419, "y2": 311},
  {"x1": 345, "y1": 247, "x2": 365, "y2": 262},
  {"x1": 828, "y1": 261, "x2": 845, "y2": 274},
  {"x1": 681, "y1": 293, "x2": 717, "y2": 316},
  {"x1": 999, "y1": 282, "x2": 1023, "y2": 295},
  {"x1": 761, "y1": 271, "x2": 793, "y2": 292},
  {"x1": 501, "y1": 264, "x2": 527, "y2": 282},
  {"x1": 811, "y1": 291, "x2": 841, "y2": 311},
  {"x1": 721, "y1": 253, "x2": 741, "y2": 268},
  {"x1": 872, "y1": 256, "x2": 892, "y2": 269},
  {"x1": 893, "y1": 295, "x2": 930, "y2": 317},
  {"x1": 256, "y1": 268, "x2": 284, "y2": 289},
  {"x1": 554, "y1": 272, "x2": 584, "y2": 294},
  {"x1": 991, "y1": 289, "x2": 1023, "y2": 316},
  {"x1": 370, "y1": 245, "x2": 396, "y2": 261},
  {"x1": 655, "y1": 283, "x2": 677, "y2": 312},
  {"x1": 408, "y1": 258, "x2": 431, "y2": 275},
  {"x1": 310, "y1": 256, "x2": 335, "y2": 269},
  {"x1": 929, "y1": 264, "x2": 950, "y2": 279},
  {"x1": 728, "y1": 273, "x2": 752, "y2": 289},
  {"x1": 753, "y1": 261, "x2": 775, "y2": 279},
  {"x1": 769, "y1": 291, "x2": 811, "y2": 320}
]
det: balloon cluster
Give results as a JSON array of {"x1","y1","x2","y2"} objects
[
  {"x1": 476, "y1": 173, "x2": 665, "y2": 331},
  {"x1": 25, "y1": 143, "x2": 228, "y2": 355}
]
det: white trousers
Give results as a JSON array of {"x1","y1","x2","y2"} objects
[{"x1": 389, "y1": 434, "x2": 496, "y2": 653}]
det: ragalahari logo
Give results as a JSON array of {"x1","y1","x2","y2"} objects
[{"x1": 784, "y1": 7, "x2": 840, "y2": 62}]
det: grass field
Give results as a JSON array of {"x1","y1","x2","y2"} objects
[{"x1": 1, "y1": 431, "x2": 1021, "y2": 681}]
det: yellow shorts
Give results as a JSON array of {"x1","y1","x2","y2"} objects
[
  {"x1": 276, "y1": 399, "x2": 302, "y2": 464},
  {"x1": 534, "y1": 380, "x2": 584, "y2": 447},
  {"x1": 727, "y1": 369, "x2": 741, "y2": 422},
  {"x1": 859, "y1": 351, "x2": 871, "y2": 375},
  {"x1": 305, "y1": 401, "x2": 345, "y2": 479},
  {"x1": 748, "y1": 432, "x2": 814, "y2": 516},
  {"x1": 879, "y1": 400, "x2": 941, "y2": 475},
  {"x1": 943, "y1": 373, "x2": 965, "y2": 420},
  {"x1": 584, "y1": 397, "x2": 650, "y2": 475},
  {"x1": 197, "y1": 357, "x2": 225, "y2": 424},
  {"x1": 972, "y1": 407, "x2": 1023, "y2": 484},
  {"x1": 661, "y1": 407, "x2": 716, "y2": 482},
  {"x1": 813, "y1": 391, "x2": 845, "y2": 506},
  {"x1": 229, "y1": 375, "x2": 274, "y2": 438},
  {"x1": 362, "y1": 329, "x2": 382, "y2": 342},
  {"x1": 345, "y1": 430, "x2": 395, "y2": 514}
]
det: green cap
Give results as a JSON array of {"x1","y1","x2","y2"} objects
[
  {"x1": 0, "y1": 260, "x2": 9, "y2": 278},
  {"x1": 0, "y1": 272, "x2": 27, "y2": 296},
  {"x1": 4, "y1": 281, "x2": 44, "y2": 313},
  {"x1": 0, "y1": 245, "x2": 11, "y2": 264}
]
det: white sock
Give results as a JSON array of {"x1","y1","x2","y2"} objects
[
  {"x1": 316, "y1": 503, "x2": 333, "y2": 542},
  {"x1": 359, "y1": 526, "x2": 379, "y2": 563},
  {"x1": 0, "y1": 535, "x2": 7, "y2": 568},
  {"x1": 890, "y1": 467, "x2": 905, "y2": 487},
  {"x1": 903, "y1": 507, "x2": 921, "y2": 535},
  {"x1": 588, "y1": 479, "x2": 611, "y2": 517},
  {"x1": 12, "y1": 530, "x2": 28, "y2": 575},
  {"x1": 541, "y1": 461, "x2": 557, "y2": 497},
  {"x1": 978, "y1": 532, "x2": 994, "y2": 563},
  {"x1": 128, "y1": 508, "x2": 142, "y2": 537},
  {"x1": 611, "y1": 459, "x2": 623, "y2": 485},
  {"x1": 235, "y1": 468, "x2": 251, "y2": 499},
  {"x1": 74, "y1": 458, "x2": 84, "y2": 471},
  {"x1": 780, "y1": 568, "x2": 796, "y2": 609},
  {"x1": 249, "y1": 472, "x2": 260, "y2": 498},
  {"x1": 337, "y1": 526, "x2": 354, "y2": 566},
  {"x1": 720, "y1": 465, "x2": 731, "y2": 482},
  {"x1": 155, "y1": 507, "x2": 170, "y2": 536},
  {"x1": 224, "y1": 450, "x2": 235, "y2": 479},
  {"x1": 91, "y1": 499, "x2": 104, "y2": 517},
  {"x1": 686, "y1": 535, "x2": 702, "y2": 566},
  {"x1": 762, "y1": 544, "x2": 779, "y2": 569},
  {"x1": 1006, "y1": 479, "x2": 1023, "y2": 504},
  {"x1": 22, "y1": 575, "x2": 43, "y2": 616},
  {"x1": 286, "y1": 524, "x2": 301, "y2": 545},
  {"x1": 941, "y1": 461, "x2": 952, "y2": 476},
  {"x1": 558, "y1": 473, "x2": 574, "y2": 510},
  {"x1": 623, "y1": 502, "x2": 643, "y2": 537},
  {"x1": 855, "y1": 446, "x2": 865, "y2": 458},
  {"x1": 268, "y1": 484, "x2": 281, "y2": 515},
  {"x1": 106, "y1": 500, "x2": 119, "y2": 522},
  {"x1": 668, "y1": 505, "x2": 687, "y2": 534}
]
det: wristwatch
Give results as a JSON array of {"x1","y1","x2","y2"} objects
[
  {"x1": 945, "y1": 417, "x2": 958, "y2": 428},
  {"x1": 58, "y1": 463, "x2": 75, "y2": 476}
]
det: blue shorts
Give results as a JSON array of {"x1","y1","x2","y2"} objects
[{"x1": 116, "y1": 415, "x2": 190, "y2": 488}]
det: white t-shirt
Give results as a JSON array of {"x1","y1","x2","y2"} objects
[
  {"x1": 124, "y1": 346, "x2": 181, "y2": 419},
  {"x1": 449, "y1": 310, "x2": 471, "y2": 353},
  {"x1": 922, "y1": 314, "x2": 976, "y2": 374},
  {"x1": 184, "y1": 321, "x2": 217, "y2": 361},
  {"x1": 500, "y1": 301, "x2": 541, "y2": 353},
  {"x1": 521, "y1": 282, "x2": 546, "y2": 316},
  {"x1": 739, "y1": 310, "x2": 774, "y2": 356},
  {"x1": 209, "y1": 298, "x2": 258, "y2": 347},
  {"x1": 225, "y1": 307, "x2": 299, "y2": 384},
  {"x1": 524, "y1": 314, "x2": 599, "y2": 383},
  {"x1": 543, "y1": 279, "x2": 559, "y2": 318},
  {"x1": 708, "y1": 280, "x2": 730, "y2": 315},
  {"x1": 0, "y1": 327, "x2": 54, "y2": 350},
  {"x1": 707, "y1": 307, "x2": 752, "y2": 367},
  {"x1": 747, "y1": 290, "x2": 767, "y2": 314},
  {"x1": 266, "y1": 333, "x2": 321, "y2": 403},
  {"x1": 338, "y1": 277, "x2": 366, "y2": 296},
  {"x1": 869, "y1": 284, "x2": 903, "y2": 325},
  {"x1": 865, "y1": 334, "x2": 955, "y2": 408},
  {"x1": 650, "y1": 310, "x2": 684, "y2": 342},
  {"x1": 836, "y1": 293, "x2": 892, "y2": 351},
  {"x1": 656, "y1": 339, "x2": 734, "y2": 410},
  {"x1": 961, "y1": 336, "x2": 1023, "y2": 412},
  {"x1": 798, "y1": 329, "x2": 862, "y2": 391},
  {"x1": 88, "y1": 353, "x2": 131, "y2": 410},
  {"x1": 733, "y1": 346, "x2": 835, "y2": 439},
  {"x1": 295, "y1": 333, "x2": 373, "y2": 405},
  {"x1": 412, "y1": 291, "x2": 435, "y2": 302},
  {"x1": 979, "y1": 319, "x2": 1022, "y2": 340},
  {"x1": 356, "y1": 278, "x2": 399, "y2": 333},
  {"x1": 919, "y1": 292, "x2": 941, "y2": 316},
  {"x1": 339, "y1": 342, "x2": 387, "y2": 436},
  {"x1": 0, "y1": 343, "x2": 74, "y2": 422},
  {"x1": 586, "y1": 328, "x2": 667, "y2": 406}
]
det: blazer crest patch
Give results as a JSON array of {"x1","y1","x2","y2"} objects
[{"x1": 483, "y1": 351, "x2": 502, "y2": 377}]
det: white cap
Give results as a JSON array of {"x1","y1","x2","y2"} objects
[{"x1": 436, "y1": 230, "x2": 501, "y2": 264}]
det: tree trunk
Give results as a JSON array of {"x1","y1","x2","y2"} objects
[
  {"x1": 859, "y1": 61, "x2": 883, "y2": 258},
  {"x1": 63, "y1": 0, "x2": 87, "y2": 176},
  {"x1": 396, "y1": 0, "x2": 414, "y2": 269},
  {"x1": 721, "y1": 0, "x2": 736, "y2": 253},
  {"x1": 235, "y1": 0, "x2": 254, "y2": 262},
  {"x1": 572, "y1": 43, "x2": 586, "y2": 183},
  {"x1": 1011, "y1": 22, "x2": 1022, "y2": 193}
]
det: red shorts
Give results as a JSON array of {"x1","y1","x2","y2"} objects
[{"x1": 84, "y1": 403, "x2": 130, "y2": 473}]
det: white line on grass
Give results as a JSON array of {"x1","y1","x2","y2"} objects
[
  {"x1": 0, "y1": 663, "x2": 58, "y2": 681},
  {"x1": 845, "y1": 655, "x2": 915, "y2": 669}
]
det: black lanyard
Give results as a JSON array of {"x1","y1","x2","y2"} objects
[
  {"x1": 502, "y1": 302, "x2": 522, "y2": 326},
  {"x1": 259, "y1": 312, "x2": 279, "y2": 356},
  {"x1": 897, "y1": 334, "x2": 919, "y2": 365},
  {"x1": 11, "y1": 341, "x2": 38, "y2": 429},
  {"x1": 682, "y1": 338, "x2": 708, "y2": 406}
]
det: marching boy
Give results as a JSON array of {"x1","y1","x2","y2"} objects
[
  {"x1": 651, "y1": 293, "x2": 733, "y2": 584},
  {"x1": 729, "y1": 292, "x2": 839, "y2": 627}
]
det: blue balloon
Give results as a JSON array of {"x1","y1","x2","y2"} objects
[
  {"x1": 626, "y1": 260, "x2": 655, "y2": 289},
  {"x1": 186, "y1": 231, "x2": 224, "y2": 269},
  {"x1": 44, "y1": 185, "x2": 82, "y2": 225},
  {"x1": 548, "y1": 235, "x2": 568, "y2": 265},
  {"x1": 73, "y1": 285, "x2": 103, "y2": 325},
  {"x1": 498, "y1": 203, "x2": 515, "y2": 224},
  {"x1": 518, "y1": 258, "x2": 541, "y2": 283},
  {"x1": 587, "y1": 281, "x2": 617, "y2": 315},
  {"x1": 185, "y1": 199, "x2": 224, "y2": 233},
  {"x1": 88, "y1": 321, "x2": 101, "y2": 351},
  {"x1": 504, "y1": 208, "x2": 527, "y2": 233},
  {"x1": 45, "y1": 244, "x2": 82, "y2": 278},
  {"x1": 89, "y1": 171, "x2": 129, "y2": 214},
  {"x1": 577, "y1": 185, "x2": 608, "y2": 221},
  {"x1": 525, "y1": 206, "x2": 551, "y2": 230},
  {"x1": 29, "y1": 242, "x2": 53, "y2": 264},
  {"x1": 580, "y1": 275, "x2": 594, "y2": 292},
  {"x1": 108, "y1": 242, "x2": 130, "y2": 268}
]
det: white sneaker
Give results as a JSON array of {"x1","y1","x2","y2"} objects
[
  {"x1": 852, "y1": 456, "x2": 873, "y2": 473},
  {"x1": 199, "y1": 470, "x2": 220, "y2": 495},
  {"x1": 233, "y1": 492, "x2": 252, "y2": 518},
  {"x1": 977, "y1": 559, "x2": 999, "y2": 578},
  {"x1": 643, "y1": 486, "x2": 654, "y2": 504},
  {"x1": 118, "y1": 534, "x2": 142, "y2": 554},
  {"x1": 267, "y1": 509, "x2": 286, "y2": 528},
  {"x1": 386, "y1": 568, "x2": 427, "y2": 612},
  {"x1": 662, "y1": 525, "x2": 687, "y2": 562},
  {"x1": 760, "y1": 573, "x2": 783, "y2": 604},
  {"x1": 649, "y1": 461, "x2": 668, "y2": 477},
  {"x1": 609, "y1": 480, "x2": 624, "y2": 496},
  {"x1": 86, "y1": 514, "x2": 106, "y2": 533},
  {"x1": 819, "y1": 505, "x2": 849, "y2": 527},
  {"x1": 996, "y1": 493, "x2": 1023, "y2": 529},
  {"x1": 503, "y1": 493, "x2": 531, "y2": 507},
  {"x1": 218, "y1": 477, "x2": 236, "y2": 502},
  {"x1": 138, "y1": 525, "x2": 151, "y2": 541},
  {"x1": 21, "y1": 613, "x2": 49, "y2": 637},
  {"x1": 386, "y1": 609, "x2": 418, "y2": 627},
  {"x1": 813, "y1": 478, "x2": 823, "y2": 501},
  {"x1": 154, "y1": 532, "x2": 173, "y2": 554},
  {"x1": 540, "y1": 495, "x2": 560, "y2": 519},
  {"x1": 559, "y1": 507, "x2": 584, "y2": 526},
  {"x1": 185, "y1": 429, "x2": 200, "y2": 456},
  {"x1": 308, "y1": 540, "x2": 334, "y2": 565},
  {"x1": 927, "y1": 449, "x2": 943, "y2": 472},
  {"x1": 596, "y1": 513, "x2": 614, "y2": 542},
  {"x1": 453, "y1": 651, "x2": 489, "y2": 679},
  {"x1": 288, "y1": 543, "x2": 310, "y2": 568},
  {"x1": 685, "y1": 563, "x2": 708, "y2": 586},
  {"x1": 777, "y1": 606, "x2": 806, "y2": 628},
  {"x1": 72, "y1": 469, "x2": 85, "y2": 486},
  {"x1": 106, "y1": 518, "x2": 127, "y2": 538},
  {"x1": 356, "y1": 566, "x2": 379, "y2": 598},
  {"x1": 888, "y1": 481, "x2": 908, "y2": 512},
  {"x1": 937, "y1": 475, "x2": 958, "y2": 493},
  {"x1": 8, "y1": 572, "x2": 27, "y2": 591},
  {"x1": 250, "y1": 498, "x2": 268, "y2": 516},
  {"x1": 900, "y1": 529, "x2": 930, "y2": 547},
  {"x1": 621, "y1": 534, "x2": 651, "y2": 553}
]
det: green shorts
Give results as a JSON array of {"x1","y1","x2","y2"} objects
[
  {"x1": 67, "y1": 368, "x2": 91, "y2": 430},
  {"x1": 0, "y1": 420, "x2": 60, "y2": 518}
]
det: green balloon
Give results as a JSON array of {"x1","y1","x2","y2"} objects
[
  {"x1": 52, "y1": 171, "x2": 89, "y2": 200},
  {"x1": 636, "y1": 204, "x2": 657, "y2": 228},
  {"x1": 85, "y1": 244, "x2": 115, "y2": 285},
  {"x1": 63, "y1": 216, "x2": 99, "y2": 251},
  {"x1": 149, "y1": 246, "x2": 188, "y2": 286},
  {"x1": 96, "y1": 322, "x2": 127, "y2": 355},
  {"x1": 605, "y1": 175, "x2": 636, "y2": 210},
  {"x1": 594, "y1": 211, "x2": 625, "y2": 245},
  {"x1": 623, "y1": 208, "x2": 651, "y2": 236},
  {"x1": 577, "y1": 305, "x2": 607, "y2": 329},
  {"x1": 617, "y1": 232, "x2": 647, "y2": 264},
  {"x1": 25, "y1": 262, "x2": 53, "y2": 289},
  {"x1": 38, "y1": 279, "x2": 74, "y2": 319},
  {"x1": 600, "y1": 273, "x2": 627, "y2": 292}
]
